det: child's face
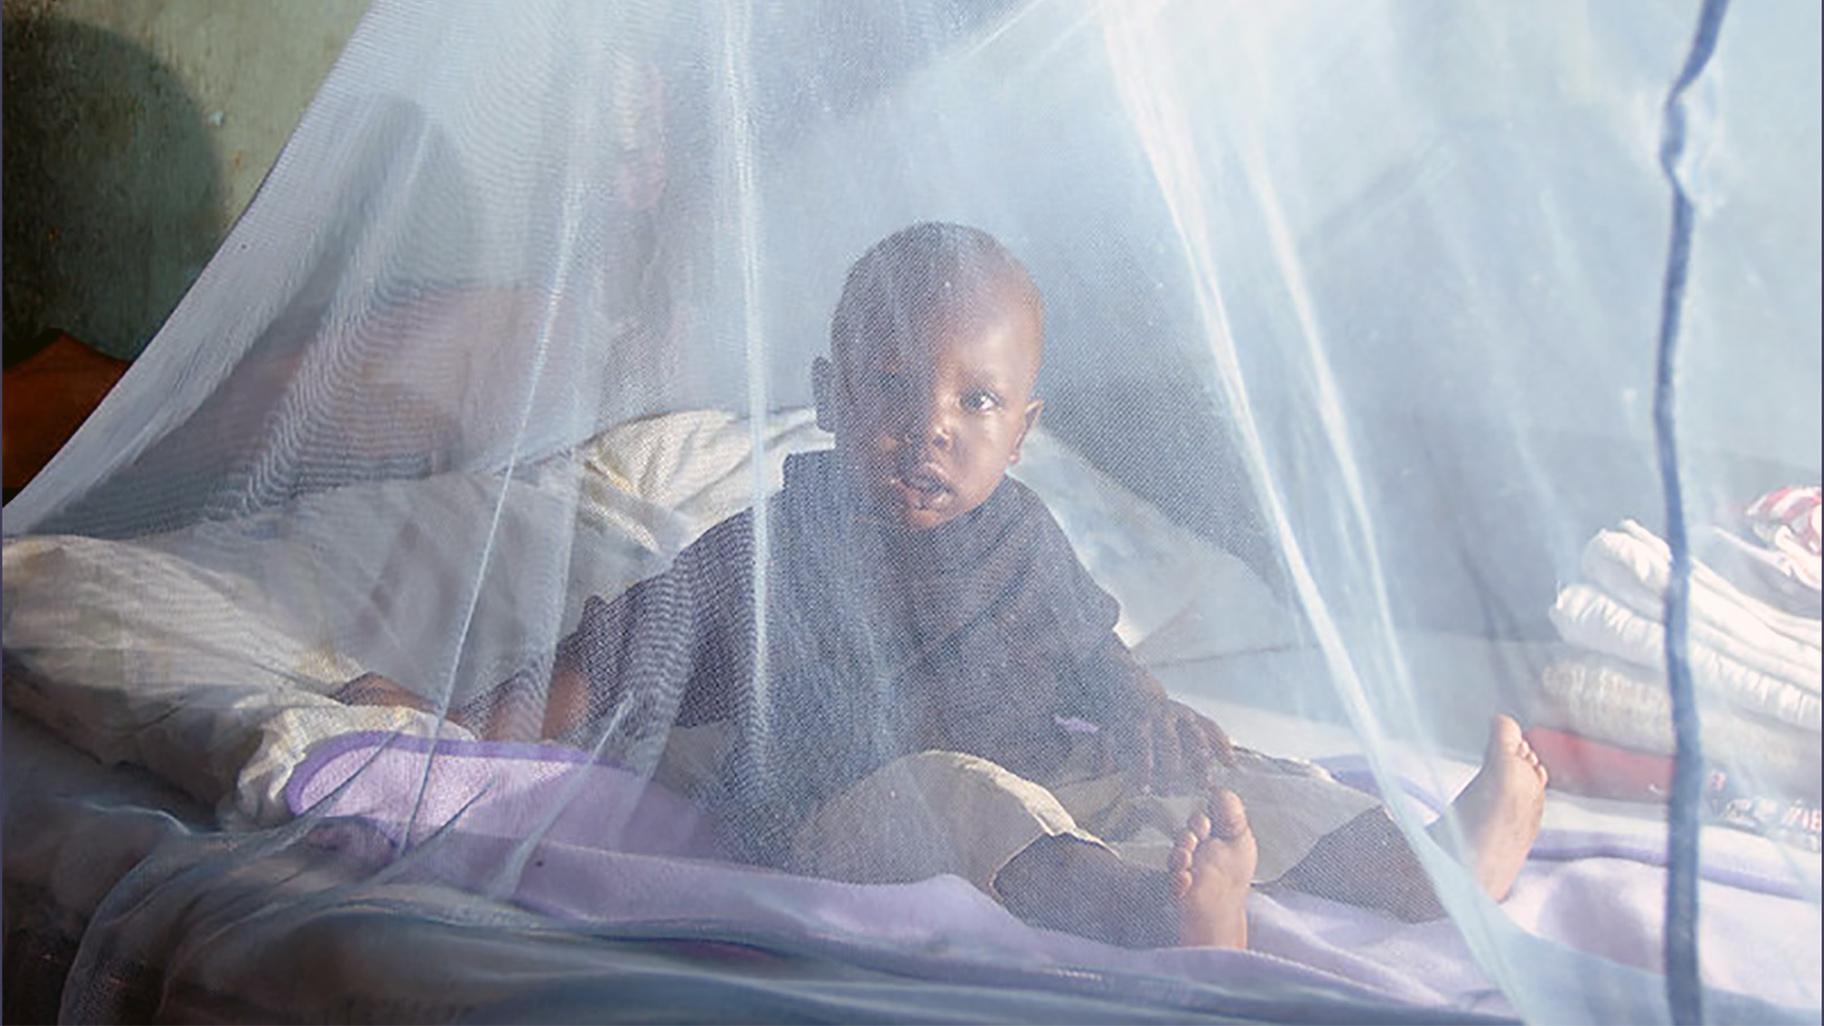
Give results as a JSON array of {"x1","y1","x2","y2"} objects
[{"x1": 816, "y1": 301, "x2": 1043, "y2": 531}]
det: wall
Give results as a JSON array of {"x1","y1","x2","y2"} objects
[{"x1": 3, "y1": 0, "x2": 370, "y2": 363}]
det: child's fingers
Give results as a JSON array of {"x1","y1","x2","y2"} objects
[{"x1": 1188, "y1": 811, "x2": 1212, "y2": 841}]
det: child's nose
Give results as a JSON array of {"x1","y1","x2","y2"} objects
[{"x1": 897, "y1": 389, "x2": 956, "y2": 450}]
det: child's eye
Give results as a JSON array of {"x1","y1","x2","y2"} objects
[{"x1": 961, "y1": 391, "x2": 1002, "y2": 412}]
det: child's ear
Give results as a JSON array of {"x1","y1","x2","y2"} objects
[
  {"x1": 1008, "y1": 398, "x2": 1044, "y2": 466},
  {"x1": 812, "y1": 356, "x2": 838, "y2": 433}
]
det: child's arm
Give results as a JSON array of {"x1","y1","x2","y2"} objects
[
  {"x1": 332, "y1": 669, "x2": 526, "y2": 738},
  {"x1": 542, "y1": 515, "x2": 758, "y2": 741},
  {"x1": 337, "y1": 514, "x2": 756, "y2": 743},
  {"x1": 333, "y1": 668, "x2": 542, "y2": 739},
  {"x1": 334, "y1": 671, "x2": 436, "y2": 714}
]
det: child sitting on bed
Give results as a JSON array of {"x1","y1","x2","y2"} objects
[{"x1": 340, "y1": 222, "x2": 1548, "y2": 949}]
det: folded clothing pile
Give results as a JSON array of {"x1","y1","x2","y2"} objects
[{"x1": 1537, "y1": 487, "x2": 1822, "y2": 848}]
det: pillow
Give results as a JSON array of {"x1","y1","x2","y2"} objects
[
  {"x1": 1, "y1": 534, "x2": 463, "y2": 825},
  {"x1": 566, "y1": 406, "x2": 828, "y2": 550},
  {"x1": 133, "y1": 411, "x2": 827, "y2": 707},
  {"x1": 140, "y1": 469, "x2": 668, "y2": 706}
]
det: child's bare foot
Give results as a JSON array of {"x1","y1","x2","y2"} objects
[
  {"x1": 1168, "y1": 789, "x2": 1257, "y2": 948},
  {"x1": 1429, "y1": 714, "x2": 1548, "y2": 901}
]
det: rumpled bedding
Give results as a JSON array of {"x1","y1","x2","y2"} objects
[
  {"x1": 7, "y1": 418, "x2": 1816, "y2": 1016},
  {"x1": 1741, "y1": 485, "x2": 1824, "y2": 595},
  {"x1": 1580, "y1": 520, "x2": 1821, "y2": 677},
  {"x1": 0, "y1": 534, "x2": 466, "y2": 826}
]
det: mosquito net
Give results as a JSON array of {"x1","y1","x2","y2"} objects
[{"x1": 3, "y1": 0, "x2": 1819, "y2": 1021}]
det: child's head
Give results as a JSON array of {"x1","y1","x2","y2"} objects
[{"x1": 814, "y1": 222, "x2": 1045, "y2": 531}]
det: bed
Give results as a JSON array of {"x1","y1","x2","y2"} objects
[{"x1": 4, "y1": 410, "x2": 1819, "y2": 1022}]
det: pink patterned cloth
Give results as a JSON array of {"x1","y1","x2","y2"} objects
[
  {"x1": 1744, "y1": 485, "x2": 1823, "y2": 558},
  {"x1": 1706, "y1": 485, "x2": 1824, "y2": 606}
]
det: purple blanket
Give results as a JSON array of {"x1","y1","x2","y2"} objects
[{"x1": 287, "y1": 732, "x2": 1822, "y2": 1015}]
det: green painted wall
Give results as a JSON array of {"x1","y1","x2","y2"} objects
[{"x1": 3, "y1": 0, "x2": 370, "y2": 364}]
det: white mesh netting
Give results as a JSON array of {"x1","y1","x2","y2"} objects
[{"x1": 3, "y1": 1, "x2": 1819, "y2": 1021}]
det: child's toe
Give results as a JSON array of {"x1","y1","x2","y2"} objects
[
  {"x1": 1209, "y1": 789, "x2": 1251, "y2": 841},
  {"x1": 1489, "y1": 714, "x2": 1524, "y2": 753},
  {"x1": 1170, "y1": 868, "x2": 1194, "y2": 898},
  {"x1": 1169, "y1": 834, "x2": 1196, "y2": 873},
  {"x1": 1187, "y1": 810, "x2": 1212, "y2": 841}
]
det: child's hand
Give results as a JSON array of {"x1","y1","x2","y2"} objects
[
  {"x1": 333, "y1": 672, "x2": 434, "y2": 714},
  {"x1": 1106, "y1": 696, "x2": 1237, "y2": 792}
]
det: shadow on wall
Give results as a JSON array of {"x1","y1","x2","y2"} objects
[{"x1": 3, "y1": 14, "x2": 224, "y2": 366}]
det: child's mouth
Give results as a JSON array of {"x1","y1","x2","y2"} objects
[{"x1": 889, "y1": 468, "x2": 952, "y2": 509}]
